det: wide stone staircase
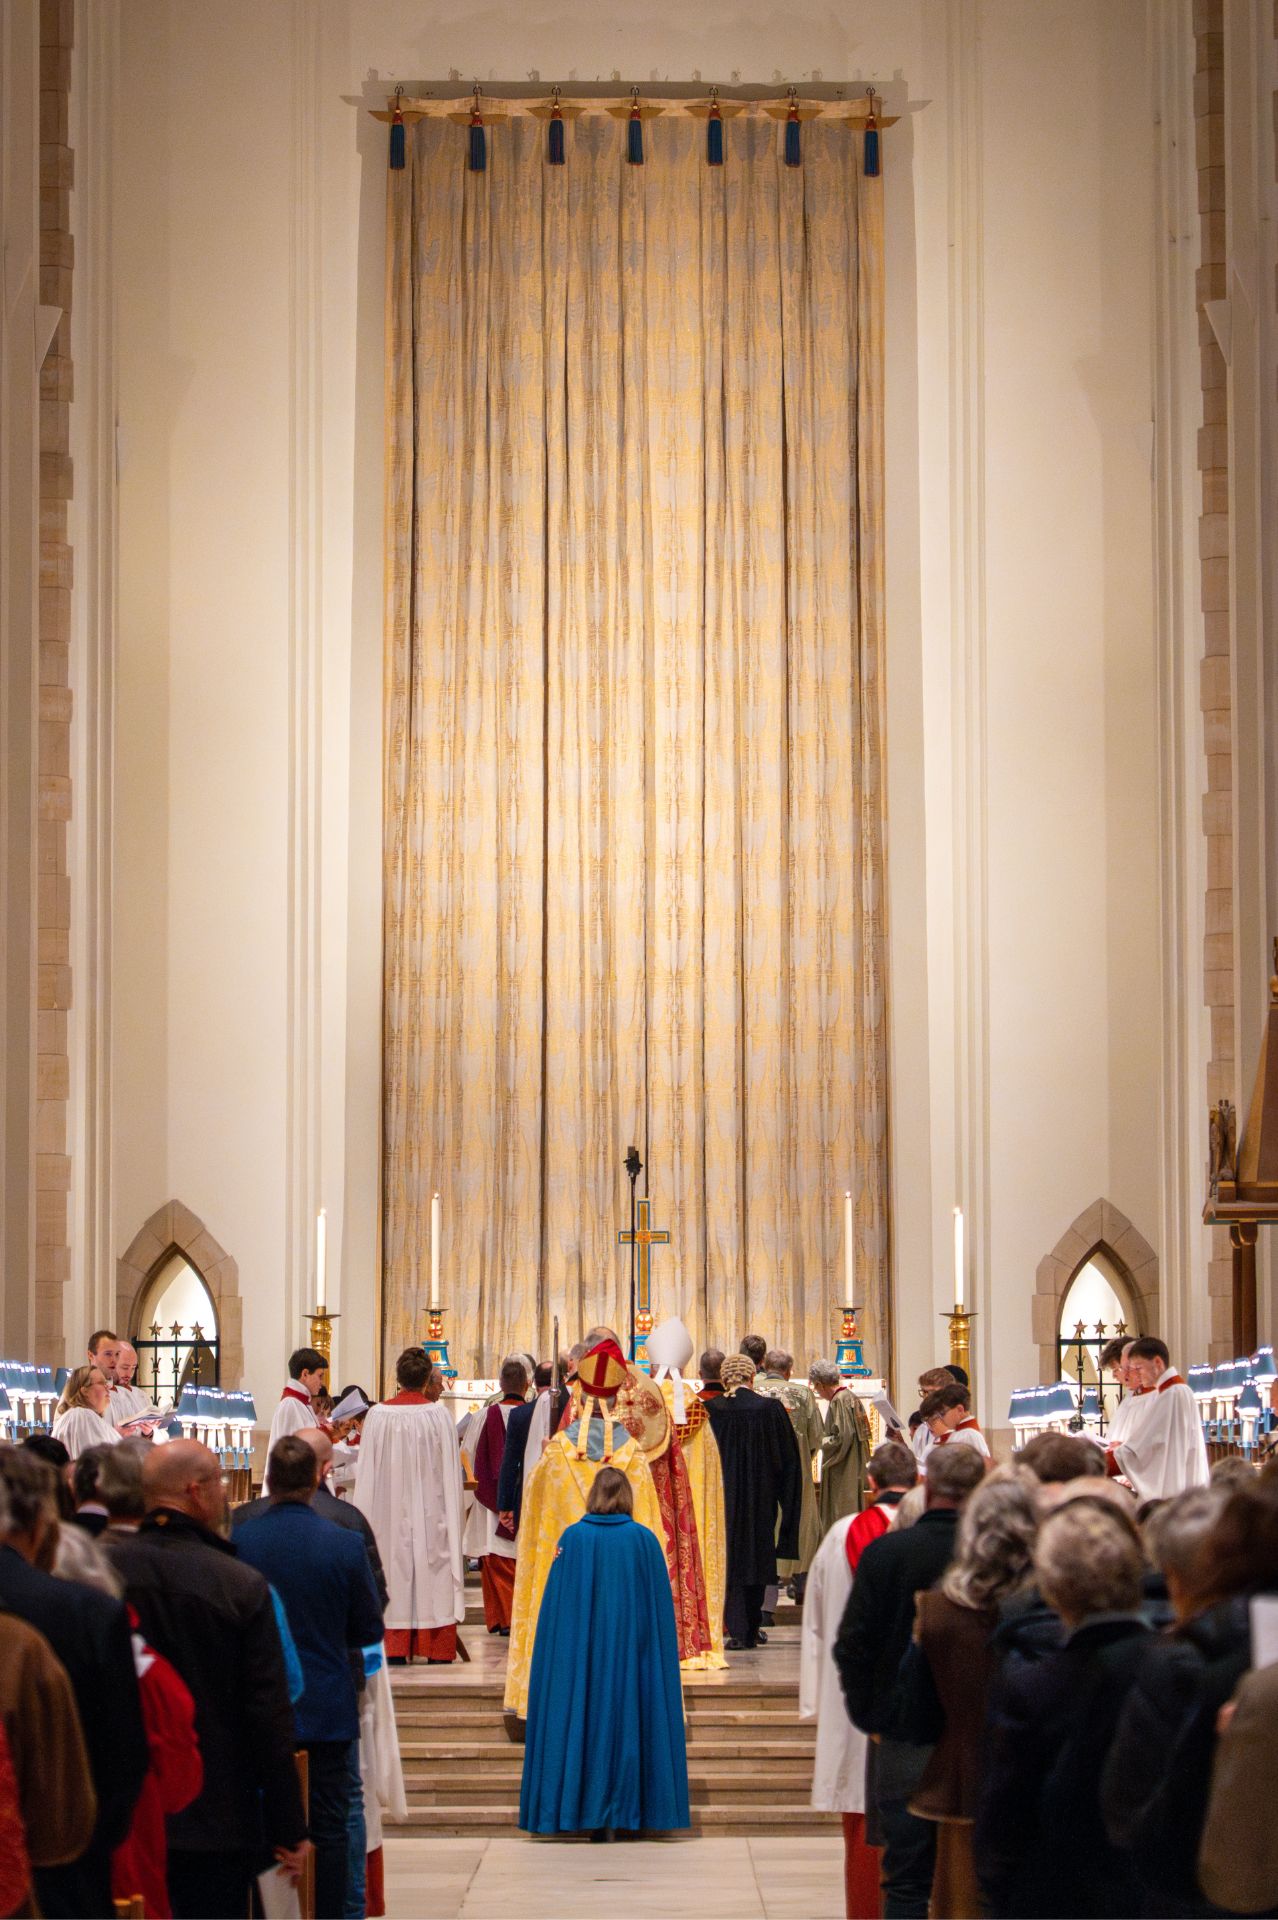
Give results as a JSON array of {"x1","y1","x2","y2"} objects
[{"x1": 390, "y1": 1590, "x2": 837, "y2": 1839}]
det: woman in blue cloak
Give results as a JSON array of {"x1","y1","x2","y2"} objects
[{"x1": 518, "y1": 1466, "x2": 691, "y2": 1839}]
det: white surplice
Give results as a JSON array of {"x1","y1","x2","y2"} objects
[
  {"x1": 1111, "y1": 1369, "x2": 1209, "y2": 1499},
  {"x1": 264, "y1": 1384, "x2": 316, "y2": 1490},
  {"x1": 800, "y1": 1514, "x2": 866, "y2": 1813},
  {"x1": 109, "y1": 1383, "x2": 155, "y2": 1427},
  {"x1": 51, "y1": 1405, "x2": 121, "y2": 1459},
  {"x1": 354, "y1": 1399, "x2": 466, "y2": 1632},
  {"x1": 359, "y1": 1659, "x2": 407, "y2": 1849}
]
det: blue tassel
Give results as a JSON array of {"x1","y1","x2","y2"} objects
[
  {"x1": 548, "y1": 108, "x2": 565, "y2": 165},
  {"x1": 784, "y1": 100, "x2": 801, "y2": 168},
  {"x1": 389, "y1": 87, "x2": 405, "y2": 171},
  {"x1": 469, "y1": 118, "x2": 486, "y2": 172},
  {"x1": 707, "y1": 104, "x2": 724, "y2": 166},
  {"x1": 627, "y1": 101, "x2": 644, "y2": 165},
  {"x1": 864, "y1": 89, "x2": 881, "y2": 178}
]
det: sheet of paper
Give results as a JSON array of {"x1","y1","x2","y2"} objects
[
  {"x1": 1250, "y1": 1594, "x2": 1278, "y2": 1670},
  {"x1": 871, "y1": 1390, "x2": 904, "y2": 1433},
  {"x1": 256, "y1": 1867, "x2": 301, "y2": 1920},
  {"x1": 330, "y1": 1387, "x2": 371, "y2": 1424}
]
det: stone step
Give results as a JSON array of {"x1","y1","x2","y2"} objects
[
  {"x1": 389, "y1": 1805, "x2": 839, "y2": 1839},
  {"x1": 398, "y1": 1736, "x2": 814, "y2": 1765},
  {"x1": 403, "y1": 1757, "x2": 815, "y2": 1794}
]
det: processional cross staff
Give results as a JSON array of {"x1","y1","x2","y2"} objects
[{"x1": 618, "y1": 1194, "x2": 671, "y2": 1367}]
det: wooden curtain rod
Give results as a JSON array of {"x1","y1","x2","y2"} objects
[{"x1": 372, "y1": 89, "x2": 900, "y2": 128}]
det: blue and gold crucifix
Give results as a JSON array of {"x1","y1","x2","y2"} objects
[{"x1": 618, "y1": 1195, "x2": 670, "y2": 1367}]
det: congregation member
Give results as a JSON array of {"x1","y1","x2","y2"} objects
[
  {"x1": 265, "y1": 1346, "x2": 330, "y2": 1482},
  {"x1": 757, "y1": 1348, "x2": 824, "y2": 1589},
  {"x1": 505, "y1": 1338, "x2": 667, "y2": 1719},
  {"x1": 94, "y1": 1438, "x2": 148, "y2": 1534},
  {"x1": 1197, "y1": 1656, "x2": 1278, "y2": 1916},
  {"x1": 1106, "y1": 1336, "x2": 1209, "y2": 1498},
  {"x1": 110, "y1": 1440, "x2": 310, "y2": 1919},
  {"x1": 698, "y1": 1348, "x2": 726, "y2": 1400},
  {"x1": 51, "y1": 1364, "x2": 122, "y2": 1460},
  {"x1": 519, "y1": 1468, "x2": 690, "y2": 1840},
  {"x1": 69, "y1": 1444, "x2": 114, "y2": 1535},
  {"x1": 802, "y1": 1441, "x2": 919, "y2": 1920},
  {"x1": 919, "y1": 1382, "x2": 991, "y2": 1462},
  {"x1": 0, "y1": 1446, "x2": 148, "y2": 1919},
  {"x1": 975, "y1": 1496, "x2": 1151, "y2": 1920},
  {"x1": 899, "y1": 1473, "x2": 1039, "y2": 1920},
  {"x1": 354, "y1": 1347, "x2": 466, "y2": 1665},
  {"x1": 706, "y1": 1353, "x2": 801, "y2": 1650},
  {"x1": 1101, "y1": 1473, "x2": 1278, "y2": 1917},
  {"x1": 813, "y1": 1360, "x2": 874, "y2": 1531},
  {"x1": 235, "y1": 1437, "x2": 385, "y2": 1919},
  {"x1": 0, "y1": 1462, "x2": 100, "y2": 1918},
  {"x1": 237, "y1": 1425, "x2": 389, "y2": 1611},
  {"x1": 472, "y1": 1356, "x2": 529, "y2": 1634},
  {"x1": 835, "y1": 1442, "x2": 986, "y2": 1920}
]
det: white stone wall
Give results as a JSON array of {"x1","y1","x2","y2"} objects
[{"x1": 89, "y1": 0, "x2": 1182, "y2": 1427}]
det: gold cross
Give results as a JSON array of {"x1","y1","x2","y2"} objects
[{"x1": 618, "y1": 1196, "x2": 671, "y2": 1318}]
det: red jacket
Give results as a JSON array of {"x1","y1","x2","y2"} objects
[{"x1": 112, "y1": 1625, "x2": 202, "y2": 1919}]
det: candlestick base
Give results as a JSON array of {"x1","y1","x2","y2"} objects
[
  {"x1": 942, "y1": 1305, "x2": 975, "y2": 1384},
  {"x1": 421, "y1": 1305, "x2": 457, "y2": 1380},
  {"x1": 307, "y1": 1310, "x2": 339, "y2": 1368},
  {"x1": 630, "y1": 1307, "x2": 654, "y2": 1371},
  {"x1": 837, "y1": 1304, "x2": 873, "y2": 1378}
]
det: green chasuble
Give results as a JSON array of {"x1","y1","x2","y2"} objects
[
  {"x1": 818, "y1": 1385, "x2": 872, "y2": 1533},
  {"x1": 757, "y1": 1375, "x2": 823, "y2": 1576}
]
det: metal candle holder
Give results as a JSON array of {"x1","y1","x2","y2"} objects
[
  {"x1": 306, "y1": 1311, "x2": 339, "y2": 1367},
  {"x1": 421, "y1": 1305, "x2": 457, "y2": 1380}
]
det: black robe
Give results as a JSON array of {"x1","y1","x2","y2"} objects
[{"x1": 706, "y1": 1387, "x2": 803, "y2": 1586}]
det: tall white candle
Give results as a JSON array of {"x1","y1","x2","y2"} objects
[
  {"x1": 430, "y1": 1191, "x2": 442, "y2": 1309},
  {"x1": 316, "y1": 1209, "x2": 327, "y2": 1311},
  {"x1": 953, "y1": 1205, "x2": 965, "y2": 1309},
  {"x1": 844, "y1": 1191, "x2": 854, "y2": 1301}
]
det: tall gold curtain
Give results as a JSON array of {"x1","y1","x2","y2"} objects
[{"x1": 382, "y1": 103, "x2": 889, "y2": 1381}]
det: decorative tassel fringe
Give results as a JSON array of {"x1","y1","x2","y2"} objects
[
  {"x1": 707, "y1": 91, "x2": 724, "y2": 166},
  {"x1": 864, "y1": 88, "x2": 881, "y2": 177},
  {"x1": 548, "y1": 99, "x2": 565, "y2": 165},
  {"x1": 784, "y1": 91, "x2": 801, "y2": 168},
  {"x1": 468, "y1": 86, "x2": 486, "y2": 173},
  {"x1": 389, "y1": 86, "x2": 405, "y2": 171},
  {"x1": 628, "y1": 90, "x2": 644, "y2": 165}
]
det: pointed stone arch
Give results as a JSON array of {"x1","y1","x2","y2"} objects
[
  {"x1": 1032, "y1": 1199, "x2": 1159, "y2": 1383},
  {"x1": 115, "y1": 1201, "x2": 244, "y2": 1387}
]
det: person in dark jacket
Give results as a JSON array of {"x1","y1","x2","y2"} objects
[
  {"x1": 235, "y1": 1437, "x2": 384, "y2": 1920},
  {"x1": 705, "y1": 1353, "x2": 802, "y2": 1649},
  {"x1": 835, "y1": 1441, "x2": 986, "y2": 1920},
  {"x1": 233, "y1": 1427, "x2": 389, "y2": 1612},
  {"x1": 111, "y1": 1439, "x2": 310, "y2": 1920},
  {"x1": 975, "y1": 1494, "x2": 1150, "y2": 1919},
  {"x1": 0, "y1": 1445, "x2": 148, "y2": 1920},
  {"x1": 1100, "y1": 1475, "x2": 1278, "y2": 1917}
]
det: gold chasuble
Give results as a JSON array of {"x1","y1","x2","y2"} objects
[
  {"x1": 657, "y1": 1380, "x2": 728, "y2": 1671},
  {"x1": 503, "y1": 1430, "x2": 664, "y2": 1719}
]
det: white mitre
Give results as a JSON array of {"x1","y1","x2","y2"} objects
[{"x1": 648, "y1": 1316, "x2": 694, "y2": 1422}]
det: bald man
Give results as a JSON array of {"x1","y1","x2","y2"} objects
[
  {"x1": 234, "y1": 1427, "x2": 388, "y2": 1612},
  {"x1": 110, "y1": 1340, "x2": 155, "y2": 1425},
  {"x1": 111, "y1": 1441, "x2": 311, "y2": 1919}
]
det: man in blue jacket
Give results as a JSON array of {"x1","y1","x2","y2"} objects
[{"x1": 235, "y1": 1434, "x2": 385, "y2": 1920}]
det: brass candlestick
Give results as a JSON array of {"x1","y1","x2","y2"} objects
[
  {"x1": 942, "y1": 1305, "x2": 974, "y2": 1384},
  {"x1": 306, "y1": 1310, "x2": 339, "y2": 1367}
]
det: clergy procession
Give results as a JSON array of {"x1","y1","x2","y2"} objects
[{"x1": 10, "y1": 1303, "x2": 1278, "y2": 1920}]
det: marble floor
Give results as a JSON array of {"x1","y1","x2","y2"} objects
[{"x1": 382, "y1": 1833, "x2": 846, "y2": 1919}]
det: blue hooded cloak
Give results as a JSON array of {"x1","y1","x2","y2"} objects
[{"x1": 518, "y1": 1511, "x2": 690, "y2": 1835}]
